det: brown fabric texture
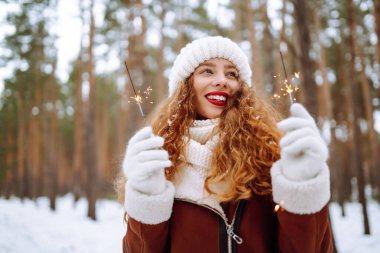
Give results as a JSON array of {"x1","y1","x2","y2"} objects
[{"x1": 123, "y1": 195, "x2": 333, "y2": 253}]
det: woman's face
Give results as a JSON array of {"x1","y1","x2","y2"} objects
[{"x1": 192, "y1": 58, "x2": 240, "y2": 119}]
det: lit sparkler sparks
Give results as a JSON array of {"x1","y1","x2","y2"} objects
[
  {"x1": 128, "y1": 86, "x2": 154, "y2": 105},
  {"x1": 272, "y1": 52, "x2": 300, "y2": 104},
  {"x1": 274, "y1": 200, "x2": 285, "y2": 212},
  {"x1": 124, "y1": 61, "x2": 154, "y2": 120}
]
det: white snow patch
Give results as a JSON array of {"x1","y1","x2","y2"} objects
[
  {"x1": 329, "y1": 201, "x2": 380, "y2": 253},
  {"x1": 0, "y1": 195, "x2": 125, "y2": 253}
]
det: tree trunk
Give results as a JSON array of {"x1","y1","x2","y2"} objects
[
  {"x1": 156, "y1": 0, "x2": 167, "y2": 101},
  {"x1": 96, "y1": 87, "x2": 110, "y2": 190},
  {"x1": 313, "y1": 2, "x2": 333, "y2": 122},
  {"x1": 357, "y1": 44, "x2": 379, "y2": 198},
  {"x1": 232, "y1": 1, "x2": 243, "y2": 42},
  {"x1": 16, "y1": 91, "x2": 26, "y2": 199},
  {"x1": 347, "y1": 0, "x2": 370, "y2": 235},
  {"x1": 47, "y1": 76, "x2": 59, "y2": 211},
  {"x1": 292, "y1": 0, "x2": 318, "y2": 117},
  {"x1": 261, "y1": 2, "x2": 275, "y2": 94},
  {"x1": 3, "y1": 121, "x2": 15, "y2": 199},
  {"x1": 374, "y1": 0, "x2": 380, "y2": 78},
  {"x1": 29, "y1": 83, "x2": 42, "y2": 199},
  {"x1": 333, "y1": 45, "x2": 352, "y2": 215},
  {"x1": 245, "y1": 0, "x2": 264, "y2": 93},
  {"x1": 372, "y1": 0, "x2": 380, "y2": 202},
  {"x1": 86, "y1": 0, "x2": 97, "y2": 220},
  {"x1": 72, "y1": 0, "x2": 85, "y2": 203}
]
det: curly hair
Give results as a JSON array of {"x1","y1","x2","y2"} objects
[
  {"x1": 147, "y1": 76, "x2": 283, "y2": 202},
  {"x1": 148, "y1": 76, "x2": 196, "y2": 179}
]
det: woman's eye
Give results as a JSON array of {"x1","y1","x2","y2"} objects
[
  {"x1": 202, "y1": 68, "x2": 213, "y2": 74},
  {"x1": 227, "y1": 71, "x2": 238, "y2": 79}
]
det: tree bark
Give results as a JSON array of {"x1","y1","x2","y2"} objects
[
  {"x1": 16, "y1": 91, "x2": 26, "y2": 199},
  {"x1": 374, "y1": 0, "x2": 380, "y2": 79},
  {"x1": 3, "y1": 120, "x2": 15, "y2": 199},
  {"x1": 156, "y1": 0, "x2": 167, "y2": 101},
  {"x1": 232, "y1": 1, "x2": 243, "y2": 42},
  {"x1": 372, "y1": 0, "x2": 380, "y2": 201},
  {"x1": 347, "y1": 0, "x2": 370, "y2": 235},
  {"x1": 47, "y1": 82, "x2": 58, "y2": 211},
  {"x1": 85, "y1": 0, "x2": 98, "y2": 220},
  {"x1": 245, "y1": 0, "x2": 264, "y2": 93},
  {"x1": 292, "y1": 0, "x2": 318, "y2": 117},
  {"x1": 261, "y1": 2, "x2": 275, "y2": 94},
  {"x1": 72, "y1": 0, "x2": 85, "y2": 203},
  {"x1": 29, "y1": 83, "x2": 42, "y2": 199},
  {"x1": 357, "y1": 44, "x2": 379, "y2": 198}
]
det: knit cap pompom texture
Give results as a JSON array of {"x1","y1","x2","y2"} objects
[{"x1": 168, "y1": 36, "x2": 252, "y2": 96}]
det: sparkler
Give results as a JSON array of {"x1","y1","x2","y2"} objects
[
  {"x1": 124, "y1": 61, "x2": 146, "y2": 121},
  {"x1": 272, "y1": 52, "x2": 300, "y2": 104},
  {"x1": 279, "y1": 51, "x2": 297, "y2": 105},
  {"x1": 274, "y1": 200, "x2": 285, "y2": 213}
]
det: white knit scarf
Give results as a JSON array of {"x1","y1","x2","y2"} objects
[
  {"x1": 173, "y1": 118, "x2": 228, "y2": 214},
  {"x1": 185, "y1": 118, "x2": 220, "y2": 175}
]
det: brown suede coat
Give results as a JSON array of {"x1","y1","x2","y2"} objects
[{"x1": 123, "y1": 194, "x2": 333, "y2": 253}]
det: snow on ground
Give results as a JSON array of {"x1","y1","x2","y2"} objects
[
  {"x1": 0, "y1": 195, "x2": 379, "y2": 253},
  {"x1": 329, "y1": 201, "x2": 380, "y2": 253},
  {"x1": 0, "y1": 195, "x2": 125, "y2": 253}
]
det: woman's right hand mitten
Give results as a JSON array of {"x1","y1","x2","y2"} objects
[{"x1": 122, "y1": 127, "x2": 172, "y2": 195}]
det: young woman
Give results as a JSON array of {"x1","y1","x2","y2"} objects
[{"x1": 119, "y1": 36, "x2": 333, "y2": 253}]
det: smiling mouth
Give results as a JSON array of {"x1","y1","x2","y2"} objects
[{"x1": 205, "y1": 92, "x2": 228, "y2": 106}]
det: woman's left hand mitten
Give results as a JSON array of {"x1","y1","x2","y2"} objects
[{"x1": 277, "y1": 103, "x2": 328, "y2": 181}]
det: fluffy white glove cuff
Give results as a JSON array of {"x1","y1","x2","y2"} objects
[
  {"x1": 271, "y1": 161, "x2": 330, "y2": 214},
  {"x1": 124, "y1": 181, "x2": 175, "y2": 224}
]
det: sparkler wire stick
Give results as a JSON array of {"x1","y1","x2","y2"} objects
[
  {"x1": 279, "y1": 52, "x2": 294, "y2": 105},
  {"x1": 124, "y1": 61, "x2": 146, "y2": 121}
]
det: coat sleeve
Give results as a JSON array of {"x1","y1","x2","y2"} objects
[
  {"x1": 122, "y1": 181, "x2": 175, "y2": 252},
  {"x1": 277, "y1": 206, "x2": 333, "y2": 253},
  {"x1": 123, "y1": 217, "x2": 170, "y2": 253},
  {"x1": 270, "y1": 159, "x2": 333, "y2": 252}
]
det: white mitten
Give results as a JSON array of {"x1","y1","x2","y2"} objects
[
  {"x1": 122, "y1": 127, "x2": 172, "y2": 195},
  {"x1": 277, "y1": 103, "x2": 328, "y2": 181}
]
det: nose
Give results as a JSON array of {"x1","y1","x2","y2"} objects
[{"x1": 212, "y1": 72, "x2": 228, "y2": 87}]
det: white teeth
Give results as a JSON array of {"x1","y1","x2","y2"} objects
[{"x1": 207, "y1": 95, "x2": 227, "y2": 101}]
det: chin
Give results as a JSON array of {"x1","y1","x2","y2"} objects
[{"x1": 204, "y1": 111, "x2": 222, "y2": 119}]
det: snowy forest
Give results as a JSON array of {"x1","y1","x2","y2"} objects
[{"x1": 0, "y1": 0, "x2": 380, "y2": 252}]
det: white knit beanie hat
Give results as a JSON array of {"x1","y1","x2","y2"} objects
[{"x1": 168, "y1": 36, "x2": 252, "y2": 96}]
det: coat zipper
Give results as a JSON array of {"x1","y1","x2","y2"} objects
[{"x1": 175, "y1": 198, "x2": 243, "y2": 253}]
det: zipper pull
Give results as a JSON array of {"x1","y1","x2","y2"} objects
[
  {"x1": 226, "y1": 224, "x2": 244, "y2": 244},
  {"x1": 232, "y1": 234, "x2": 243, "y2": 244}
]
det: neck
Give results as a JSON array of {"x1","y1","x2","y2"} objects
[{"x1": 195, "y1": 114, "x2": 209, "y2": 120}]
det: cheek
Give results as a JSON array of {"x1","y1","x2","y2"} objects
[
  {"x1": 192, "y1": 82, "x2": 203, "y2": 108},
  {"x1": 192, "y1": 78, "x2": 207, "y2": 98},
  {"x1": 230, "y1": 81, "x2": 240, "y2": 94},
  {"x1": 193, "y1": 76, "x2": 205, "y2": 91}
]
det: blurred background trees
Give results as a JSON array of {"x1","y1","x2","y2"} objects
[{"x1": 0, "y1": 0, "x2": 379, "y2": 232}]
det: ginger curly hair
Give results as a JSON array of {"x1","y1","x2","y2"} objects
[{"x1": 147, "y1": 75, "x2": 283, "y2": 202}]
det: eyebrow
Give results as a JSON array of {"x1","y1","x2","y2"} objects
[{"x1": 198, "y1": 62, "x2": 238, "y2": 70}]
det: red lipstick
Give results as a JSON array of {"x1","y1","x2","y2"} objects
[{"x1": 205, "y1": 91, "x2": 229, "y2": 106}]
